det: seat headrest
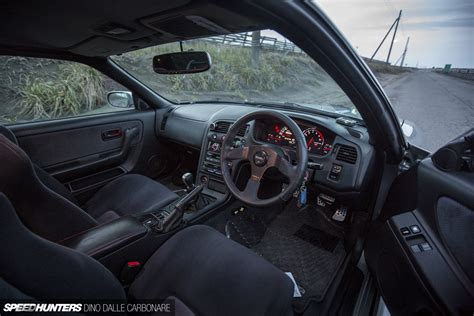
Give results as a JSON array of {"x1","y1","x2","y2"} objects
[{"x1": 0, "y1": 125, "x2": 18, "y2": 145}]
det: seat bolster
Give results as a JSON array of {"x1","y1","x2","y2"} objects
[
  {"x1": 0, "y1": 124, "x2": 18, "y2": 145},
  {"x1": 0, "y1": 135, "x2": 97, "y2": 242},
  {"x1": 0, "y1": 193, "x2": 125, "y2": 301}
]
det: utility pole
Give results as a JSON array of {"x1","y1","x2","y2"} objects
[
  {"x1": 251, "y1": 31, "x2": 261, "y2": 67},
  {"x1": 386, "y1": 10, "x2": 402, "y2": 64},
  {"x1": 370, "y1": 10, "x2": 402, "y2": 63},
  {"x1": 399, "y1": 36, "x2": 410, "y2": 67}
]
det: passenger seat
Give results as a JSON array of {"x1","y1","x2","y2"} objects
[{"x1": 0, "y1": 125, "x2": 177, "y2": 241}]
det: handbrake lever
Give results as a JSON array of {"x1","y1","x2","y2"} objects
[{"x1": 159, "y1": 183, "x2": 205, "y2": 233}]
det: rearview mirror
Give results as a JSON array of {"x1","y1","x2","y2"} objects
[
  {"x1": 107, "y1": 91, "x2": 133, "y2": 108},
  {"x1": 153, "y1": 51, "x2": 211, "y2": 74}
]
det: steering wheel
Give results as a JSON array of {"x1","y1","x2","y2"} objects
[{"x1": 221, "y1": 110, "x2": 308, "y2": 207}]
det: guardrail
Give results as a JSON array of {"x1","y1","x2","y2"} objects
[
  {"x1": 435, "y1": 68, "x2": 474, "y2": 81},
  {"x1": 202, "y1": 32, "x2": 305, "y2": 54}
]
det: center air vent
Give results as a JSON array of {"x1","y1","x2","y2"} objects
[
  {"x1": 336, "y1": 144, "x2": 358, "y2": 164},
  {"x1": 211, "y1": 121, "x2": 232, "y2": 133},
  {"x1": 211, "y1": 121, "x2": 248, "y2": 136}
]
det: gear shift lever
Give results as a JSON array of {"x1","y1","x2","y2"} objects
[{"x1": 182, "y1": 172, "x2": 195, "y2": 192}]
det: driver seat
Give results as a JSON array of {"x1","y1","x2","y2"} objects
[{"x1": 0, "y1": 193, "x2": 294, "y2": 316}]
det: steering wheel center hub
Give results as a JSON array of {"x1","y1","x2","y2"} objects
[{"x1": 253, "y1": 150, "x2": 268, "y2": 167}]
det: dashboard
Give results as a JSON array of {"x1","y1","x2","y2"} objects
[
  {"x1": 156, "y1": 103, "x2": 374, "y2": 201},
  {"x1": 254, "y1": 119, "x2": 335, "y2": 155}
]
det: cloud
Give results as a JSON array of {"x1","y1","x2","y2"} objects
[
  {"x1": 403, "y1": 16, "x2": 474, "y2": 30},
  {"x1": 315, "y1": 0, "x2": 474, "y2": 67}
]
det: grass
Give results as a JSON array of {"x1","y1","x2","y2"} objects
[
  {"x1": 1, "y1": 41, "x2": 392, "y2": 122},
  {"x1": 16, "y1": 62, "x2": 106, "y2": 120},
  {"x1": 366, "y1": 61, "x2": 410, "y2": 75},
  {"x1": 113, "y1": 40, "x2": 312, "y2": 98}
]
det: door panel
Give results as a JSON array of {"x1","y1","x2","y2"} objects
[
  {"x1": 365, "y1": 131, "x2": 474, "y2": 315},
  {"x1": 17, "y1": 120, "x2": 142, "y2": 169},
  {"x1": 9, "y1": 110, "x2": 165, "y2": 203}
]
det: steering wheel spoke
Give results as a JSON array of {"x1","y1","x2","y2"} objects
[
  {"x1": 277, "y1": 155, "x2": 298, "y2": 180},
  {"x1": 225, "y1": 145, "x2": 249, "y2": 161},
  {"x1": 242, "y1": 176, "x2": 261, "y2": 200}
]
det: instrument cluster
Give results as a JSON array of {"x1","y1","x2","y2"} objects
[{"x1": 255, "y1": 119, "x2": 335, "y2": 155}]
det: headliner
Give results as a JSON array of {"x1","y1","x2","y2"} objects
[{"x1": 0, "y1": 0, "x2": 260, "y2": 57}]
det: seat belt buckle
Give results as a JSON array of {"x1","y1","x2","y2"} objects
[{"x1": 120, "y1": 261, "x2": 142, "y2": 285}]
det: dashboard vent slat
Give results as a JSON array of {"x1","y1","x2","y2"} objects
[
  {"x1": 211, "y1": 121, "x2": 248, "y2": 136},
  {"x1": 212, "y1": 121, "x2": 232, "y2": 133},
  {"x1": 336, "y1": 144, "x2": 358, "y2": 164},
  {"x1": 160, "y1": 107, "x2": 175, "y2": 130},
  {"x1": 237, "y1": 125, "x2": 248, "y2": 137}
]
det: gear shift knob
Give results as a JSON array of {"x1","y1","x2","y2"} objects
[{"x1": 182, "y1": 172, "x2": 195, "y2": 192}]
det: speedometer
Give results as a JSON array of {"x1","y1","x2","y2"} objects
[
  {"x1": 303, "y1": 127, "x2": 326, "y2": 154},
  {"x1": 279, "y1": 126, "x2": 296, "y2": 145}
]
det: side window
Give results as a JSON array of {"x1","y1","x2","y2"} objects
[{"x1": 0, "y1": 56, "x2": 133, "y2": 124}]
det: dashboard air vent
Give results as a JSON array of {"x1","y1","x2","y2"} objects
[
  {"x1": 212, "y1": 121, "x2": 232, "y2": 133},
  {"x1": 237, "y1": 125, "x2": 248, "y2": 137},
  {"x1": 160, "y1": 107, "x2": 175, "y2": 130},
  {"x1": 211, "y1": 121, "x2": 248, "y2": 136},
  {"x1": 336, "y1": 145, "x2": 358, "y2": 164}
]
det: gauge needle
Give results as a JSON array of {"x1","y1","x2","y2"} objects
[{"x1": 307, "y1": 137, "x2": 314, "y2": 149}]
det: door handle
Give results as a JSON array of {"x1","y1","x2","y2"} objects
[{"x1": 102, "y1": 128, "x2": 123, "y2": 140}]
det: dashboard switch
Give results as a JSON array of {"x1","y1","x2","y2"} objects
[
  {"x1": 400, "y1": 227, "x2": 411, "y2": 236},
  {"x1": 420, "y1": 242, "x2": 432, "y2": 251},
  {"x1": 410, "y1": 225, "x2": 421, "y2": 234},
  {"x1": 329, "y1": 164, "x2": 343, "y2": 181},
  {"x1": 308, "y1": 162, "x2": 323, "y2": 170},
  {"x1": 410, "y1": 245, "x2": 421, "y2": 253}
]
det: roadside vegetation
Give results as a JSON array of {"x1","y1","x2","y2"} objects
[
  {"x1": 365, "y1": 60, "x2": 410, "y2": 75},
  {"x1": 0, "y1": 57, "x2": 107, "y2": 122},
  {"x1": 113, "y1": 41, "x2": 324, "y2": 98},
  {"x1": 0, "y1": 41, "x2": 408, "y2": 123}
]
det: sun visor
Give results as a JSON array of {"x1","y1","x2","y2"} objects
[{"x1": 68, "y1": 36, "x2": 155, "y2": 57}]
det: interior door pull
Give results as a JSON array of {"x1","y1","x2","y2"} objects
[{"x1": 102, "y1": 128, "x2": 123, "y2": 140}]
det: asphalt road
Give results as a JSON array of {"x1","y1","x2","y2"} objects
[{"x1": 380, "y1": 70, "x2": 474, "y2": 152}]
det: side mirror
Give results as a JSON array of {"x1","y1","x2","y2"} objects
[
  {"x1": 153, "y1": 51, "x2": 211, "y2": 74},
  {"x1": 107, "y1": 91, "x2": 133, "y2": 108}
]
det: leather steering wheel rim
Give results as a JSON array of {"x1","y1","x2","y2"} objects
[{"x1": 220, "y1": 110, "x2": 308, "y2": 207}]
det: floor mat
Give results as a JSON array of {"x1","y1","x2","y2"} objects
[{"x1": 250, "y1": 205, "x2": 346, "y2": 312}]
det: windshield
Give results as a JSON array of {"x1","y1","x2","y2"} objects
[{"x1": 111, "y1": 30, "x2": 360, "y2": 119}]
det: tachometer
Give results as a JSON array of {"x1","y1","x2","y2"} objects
[
  {"x1": 303, "y1": 127, "x2": 325, "y2": 154},
  {"x1": 279, "y1": 126, "x2": 296, "y2": 145}
]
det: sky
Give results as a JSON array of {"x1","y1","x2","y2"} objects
[{"x1": 314, "y1": 0, "x2": 474, "y2": 68}]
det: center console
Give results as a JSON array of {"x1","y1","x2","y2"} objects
[
  {"x1": 197, "y1": 120, "x2": 248, "y2": 197},
  {"x1": 62, "y1": 121, "x2": 247, "y2": 282}
]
